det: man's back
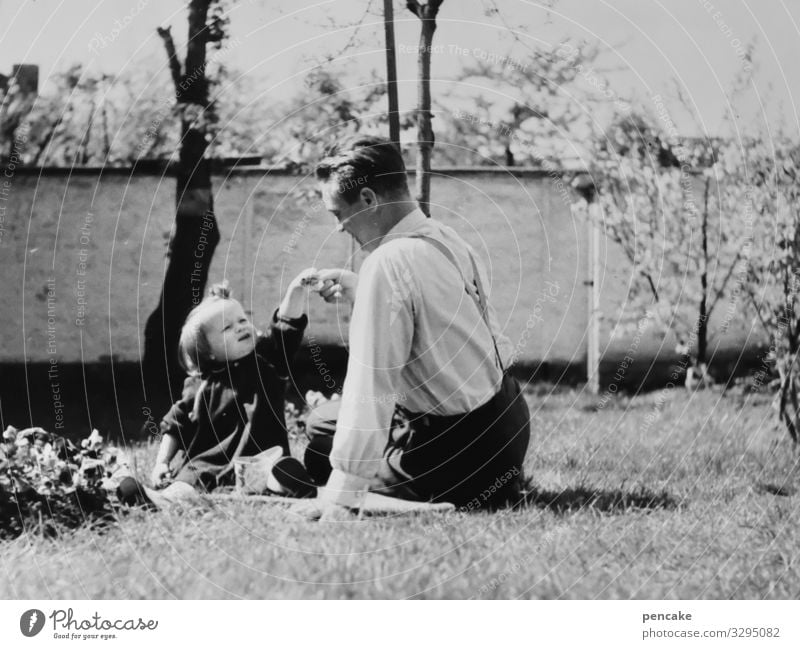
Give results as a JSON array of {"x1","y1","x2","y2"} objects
[{"x1": 346, "y1": 208, "x2": 511, "y2": 417}]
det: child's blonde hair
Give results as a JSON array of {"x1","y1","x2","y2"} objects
[{"x1": 178, "y1": 282, "x2": 237, "y2": 376}]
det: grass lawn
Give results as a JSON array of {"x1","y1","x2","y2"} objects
[{"x1": 2, "y1": 387, "x2": 798, "y2": 599}]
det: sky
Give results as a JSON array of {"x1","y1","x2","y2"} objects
[{"x1": 0, "y1": 0, "x2": 797, "y2": 138}]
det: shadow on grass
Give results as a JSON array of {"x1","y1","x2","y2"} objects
[
  {"x1": 578, "y1": 401, "x2": 653, "y2": 413},
  {"x1": 520, "y1": 484, "x2": 679, "y2": 515}
]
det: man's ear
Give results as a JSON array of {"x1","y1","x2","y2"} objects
[{"x1": 359, "y1": 187, "x2": 379, "y2": 208}]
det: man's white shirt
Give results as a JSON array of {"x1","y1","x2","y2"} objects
[{"x1": 324, "y1": 208, "x2": 513, "y2": 504}]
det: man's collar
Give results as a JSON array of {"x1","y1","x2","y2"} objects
[{"x1": 381, "y1": 207, "x2": 429, "y2": 245}]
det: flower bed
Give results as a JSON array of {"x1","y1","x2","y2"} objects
[
  {"x1": 0, "y1": 427, "x2": 124, "y2": 539},
  {"x1": 0, "y1": 393, "x2": 332, "y2": 539}
]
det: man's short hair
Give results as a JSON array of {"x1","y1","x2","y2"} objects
[{"x1": 315, "y1": 135, "x2": 408, "y2": 203}]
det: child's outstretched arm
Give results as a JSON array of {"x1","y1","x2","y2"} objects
[
  {"x1": 278, "y1": 267, "x2": 320, "y2": 320},
  {"x1": 258, "y1": 268, "x2": 318, "y2": 376}
]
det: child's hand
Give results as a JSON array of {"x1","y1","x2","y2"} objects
[
  {"x1": 278, "y1": 268, "x2": 320, "y2": 321},
  {"x1": 291, "y1": 267, "x2": 322, "y2": 292}
]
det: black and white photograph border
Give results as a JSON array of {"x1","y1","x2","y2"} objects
[{"x1": 0, "y1": 0, "x2": 798, "y2": 618}]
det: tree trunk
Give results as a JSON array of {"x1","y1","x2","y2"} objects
[
  {"x1": 100, "y1": 94, "x2": 111, "y2": 160},
  {"x1": 778, "y1": 362, "x2": 799, "y2": 443},
  {"x1": 778, "y1": 303, "x2": 800, "y2": 443},
  {"x1": 696, "y1": 176, "x2": 710, "y2": 366},
  {"x1": 505, "y1": 142, "x2": 515, "y2": 167},
  {"x1": 142, "y1": 0, "x2": 220, "y2": 418},
  {"x1": 78, "y1": 98, "x2": 95, "y2": 165},
  {"x1": 407, "y1": 0, "x2": 444, "y2": 217}
]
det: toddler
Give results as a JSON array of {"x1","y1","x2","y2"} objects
[{"x1": 147, "y1": 270, "x2": 320, "y2": 503}]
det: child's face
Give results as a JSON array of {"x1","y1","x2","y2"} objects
[{"x1": 202, "y1": 300, "x2": 257, "y2": 363}]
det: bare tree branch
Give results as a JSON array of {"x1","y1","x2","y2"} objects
[
  {"x1": 321, "y1": 0, "x2": 376, "y2": 63},
  {"x1": 406, "y1": 0, "x2": 422, "y2": 18},
  {"x1": 744, "y1": 283, "x2": 772, "y2": 340},
  {"x1": 643, "y1": 273, "x2": 660, "y2": 304},
  {"x1": 157, "y1": 26, "x2": 182, "y2": 94},
  {"x1": 33, "y1": 116, "x2": 63, "y2": 166}
]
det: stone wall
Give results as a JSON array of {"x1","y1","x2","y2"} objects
[{"x1": 4, "y1": 167, "x2": 598, "y2": 366}]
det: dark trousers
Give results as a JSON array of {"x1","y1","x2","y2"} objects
[{"x1": 305, "y1": 374, "x2": 530, "y2": 509}]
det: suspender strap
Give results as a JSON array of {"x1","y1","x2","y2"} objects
[{"x1": 407, "y1": 233, "x2": 506, "y2": 374}]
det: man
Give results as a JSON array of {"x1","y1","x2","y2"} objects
[{"x1": 305, "y1": 134, "x2": 530, "y2": 514}]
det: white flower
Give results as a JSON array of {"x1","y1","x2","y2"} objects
[{"x1": 305, "y1": 390, "x2": 326, "y2": 408}]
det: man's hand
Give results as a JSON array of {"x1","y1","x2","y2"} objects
[
  {"x1": 315, "y1": 268, "x2": 358, "y2": 305},
  {"x1": 150, "y1": 462, "x2": 171, "y2": 488},
  {"x1": 289, "y1": 476, "x2": 367, "y2": 521},
  {"x1": 288, "y1": 498, "x2": 358, "y2": 522}
]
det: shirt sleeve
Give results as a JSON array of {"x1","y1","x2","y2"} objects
[
  {"x1": 255, "y1": 309, "x2": 308, "y2": 378},
  {"x1": 324, "y1": 249, "x2": 415, "y2": 506},
  {"x1": 159, "y1": 376, "x2": 202, "y2": 446}
]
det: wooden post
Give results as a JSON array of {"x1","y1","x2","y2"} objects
[
  {"x1": 587, "y1": 198, "x2": 601, "y2": 395},
  {"x1": 383, "y1": 0, "x2": 400, "y2": 147},
  {"x1": 572, "y1": 174, "x2": 600, "y2": 394},
  {"x1": 407, "y1": 0, "x2": 444, "y2": 217}
]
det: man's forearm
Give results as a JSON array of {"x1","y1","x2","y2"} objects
[{"x1": 321, "y1": 253, "x2": 412, "y2": 506}]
